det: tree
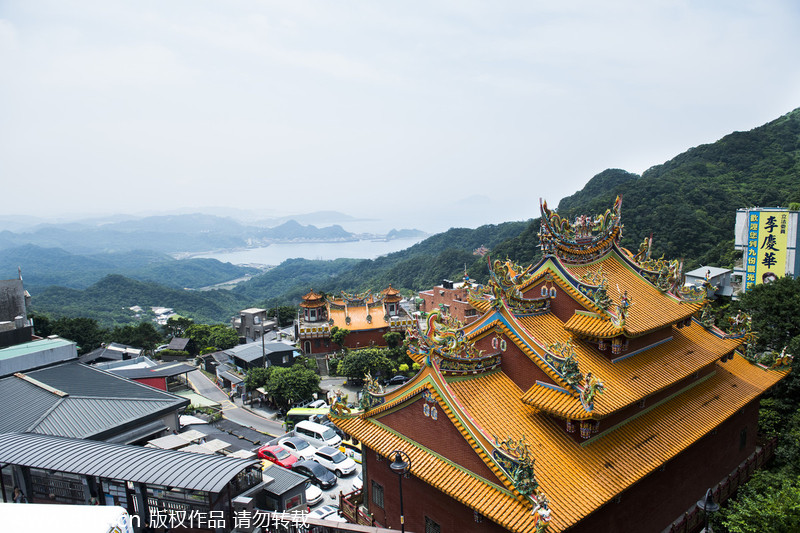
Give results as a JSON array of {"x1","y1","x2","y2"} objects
[
  {"x1": 337, "y1": 348, "x2": 393, "y2": 382},
  {"x1": 266, "y1": 306, "x2": 298, "y2": 327},
  {"x1": 330, "y1": 327, "x2": 350, "y2": 349},
  {"x1": 735, "y1": 276, "x2": 800, "y2": 351},
  {"x1": 185, "y1": 324, "x2": 239, "y2": 352},
  {"x1": 266, "y1": 363, "x2": 320, "y2": 408},
  {"x1": 245, "y1": 366, "x2": 272, "y2": 391},
  {"x1": 49, "y1": 317, "x2": 107, "y2": 355},
  {"x1": 106, "y1": 322, "x2": 165, "y2": 352},
  {"x1": 383, "y1": 331, "x2": 402, "y2": 349},
  {"x1": 165, "y1": 315, "x2": 194, "y2": 337},
  {"x1": 208, "y1": 325, "x2": 239, "y2": 350}
]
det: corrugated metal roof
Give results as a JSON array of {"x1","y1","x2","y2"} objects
[
  {"x1": 0, "y1": 362, "x2": 188, "y2": 439},
  {"x1": 262, "y1": 463, "x2": 306, "y2": 494},
  {"x1": 30, "y1": 397, "x2": 180, "y2": 439},
  {"x1": 0, "y1": 378, "x2": 61, "y2": 433},
  {"x1": 28, "y1": 363, "x2": 181, "y2": 400},
  {"x1": 0, "y1": 433, "x2": 260, "y2": 493}
]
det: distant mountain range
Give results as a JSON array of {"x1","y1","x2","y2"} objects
[
  {"x1": 0, "y1": 215, "x2": 426, "y2": 255},
  {"x1": 23, "y1": 107, "x2": 800, "y2": 326}
]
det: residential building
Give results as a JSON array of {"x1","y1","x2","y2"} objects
[
  {"x1": 418, "y1": 279, "x2": 479, "y2": 324},
  {"x1": 332, "y1": 197, "x2": 789, "y2": 533},
  {"x1": 233, "y1": 308, "x2": 277, "y2": 342}
]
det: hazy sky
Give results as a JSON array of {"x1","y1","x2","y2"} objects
[{"x1": 2, "y1": 1, "x2": 799, "y2": 231}]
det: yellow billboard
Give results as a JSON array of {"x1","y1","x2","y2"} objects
[{"x1": 744, "y1": 209, "x2": 789, "y2": 291}]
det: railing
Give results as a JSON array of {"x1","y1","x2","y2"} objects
[
  {"x1": 340, "y1": 489, "x2": 382, "y2": 528},
  {"x1": 663, "y1": 437, "x2": 778, "y2": 533}
]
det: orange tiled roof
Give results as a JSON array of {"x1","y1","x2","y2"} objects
[
  {"x1": 444, "y1": 355, "x2": 786, "y2": 531},
  {"x1": 328, "y1": 305, "x2": 384, "y2": 331},
  {"x1": 517, "y1": 312, "x2": 743, "y2": 416},
  {"x1": 564, "y1": 251, "x2": 700, "y2": 336},
  {"x1": 382, "y1": 285, "x2": 402, "y2": 302},
  {"x1": 564, "y1": 312, "x2": 623, "y2": 338}
]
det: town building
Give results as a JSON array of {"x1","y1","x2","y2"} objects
[
  {"x1": 418, "y1": 279, "x2": 479, "y2": 324},
  {"x1": 224, "y1": 341, "x2": 300, "y2": 371},
  {"x1": 166, "y1": 336, "x2": 197, "y2": 356},
  {"x1": 0, "y1": 432, "x2": 264, "y2": 528},
  {"x1": 233, "y1": 307, "x2": 278, "y2": 342},
  {"x1": 684, "y1": 265, "x2": 735, "y2": 299},
  {"x1": 79, "y1": 342, "x2": 143, "y2": 364},
  {"x1": 332, "y1": 197, "x2": 789, "y2": 533},
  {"x1": 0, "y1": 336, "x2": 78, "y2": 377},
  {"x1": 0, "y1": 275, "x2": 32, "y2": 349},
  {"x1": 0, "y1": 360, "x2": 189, "y2": 445},
  {"x1": 295, "y1": 287, "x2": 414, "y2": 355}
]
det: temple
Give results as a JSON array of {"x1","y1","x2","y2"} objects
[
  {"x1": 331, "y1": 197, "x2": 791, "y2": 533},
  {"x1": 295, "y1": 286, "x2": 414, "y2": 355}
]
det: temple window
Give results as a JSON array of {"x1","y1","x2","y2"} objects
[
  {"x1": 371, "y1": 481, "x2": 384, "y2": 508},
  {"x1": 425, "y1": 517, "x2": 441, "y2": 533}
]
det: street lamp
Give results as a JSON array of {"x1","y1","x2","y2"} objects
[
  {"x1": 390, "y1": 450, "x2": 411, "y2": 533},
  {"x1": 697, "y1": 488, "x2": 720, "y2": 533}
]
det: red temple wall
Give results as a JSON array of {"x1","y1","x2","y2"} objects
[
  {"x1": 364, "y1": 447, "x2": 510, "y2": 533},
  {"x1": 569, "y1": 398, "x2": 761, "y2": 533},
  {"x1": 376, "y1": 395, "x2": 503, "y2": 485}
]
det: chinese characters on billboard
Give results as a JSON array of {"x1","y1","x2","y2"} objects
[{"x1": 744, "y1": 209, "x2": 788, "y2": 292}]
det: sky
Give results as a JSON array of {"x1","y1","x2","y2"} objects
[{"x1": 2, "y1": 1, "x2": 799, "y2": 232}]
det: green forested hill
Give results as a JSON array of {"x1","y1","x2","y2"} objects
[
  {"x1": 1, "y1": 245, "x2": 258, "y2": 291},
  {"x1": 31, "y1": 275, "x2": 244, "y2": 325},
  {"x1": 557, "y1": 109, "x2": 800, "y2": 268}
]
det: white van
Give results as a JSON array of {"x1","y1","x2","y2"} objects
[{"x1": 293, "y1": 420, "x2": 342, "y2": 448}]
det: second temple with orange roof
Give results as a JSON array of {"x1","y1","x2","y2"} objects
[
  {"x1": 295, "y1": 286, "x2": 414, "y2": 355},
  {"x1": 330, "y1": 197, "x2": 790, "y2": 533}
]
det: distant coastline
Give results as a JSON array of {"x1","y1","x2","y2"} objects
[{"x1": 187, "y1": 237, "x2": 426, "y2": 266}]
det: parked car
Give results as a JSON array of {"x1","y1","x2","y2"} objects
[
  {"x1": 293, "y1": 420, "x2": 342, "y2": 448},
  {"x1": 352, "y1": 470, "x2": 363, "y2": 491},
  {"x1": 307, "y1": 504, "x2": 346, "y2": 522},
  {"x1": 278, "y1": 436, "x2": 317, "y2": 460},
  {"x1": 384, "y1": 375, "x2": 410, "y2": 386},
  {"x1": 305, "y1": 482, "x2": 323, "y2": 507},
  {"x1": 313, "y1": 446, "x2": 357, "y2": 477},
  {"x1": 257, "y1": 444, "x2": 298, "y2": 469},
  {"x1": 292, "y1": 460, "x2": 337, "y2": 490}
]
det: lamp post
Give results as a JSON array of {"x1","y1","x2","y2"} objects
[
  {"x1": 390, "y1": 450, "x2": 411, "y2": 533},
  {"x1": 697, "y1": 488, "x2": 720, "y2": 533}
]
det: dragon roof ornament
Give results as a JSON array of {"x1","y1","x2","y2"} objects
[
  {"x1": 491, "y1": 434, "x2": 552, "y2": 531},
  {"x1": 467, "y1": 257, "x2": 550, "y2": 315},
  {"x1": 538, "y1": 196, "x2": 623, "y2": 262},
  {"x1": 406, "y1": 309, "x2": 483, "y2": 366}
]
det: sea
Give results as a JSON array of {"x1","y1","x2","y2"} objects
[{"x1": 193, "y1": 237, "x2": 426, "y2": 266}]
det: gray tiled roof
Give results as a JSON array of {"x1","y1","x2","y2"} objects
[{"x1": 0, "y1": 433, "x2": 260, "y2": 493}]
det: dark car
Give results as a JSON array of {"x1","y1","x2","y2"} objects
[
  {"x1": 385, "y1": 375, "x2": 410, "y2": 386},
  {"x1": 292, "y1": 459, "x2": 337, "y2": 490}
]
